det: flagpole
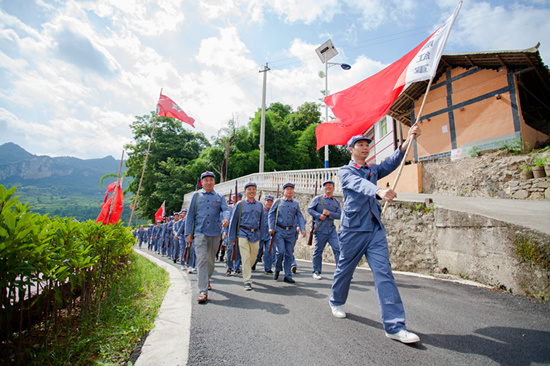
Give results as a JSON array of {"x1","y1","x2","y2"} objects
[
  {"x1": 128, "y1": 89, "x2": 162, "y2": 227},
  {"x1": 107, "y1": 150, "x2": 125, "y2": 224},
  {"x1": 381, "y1": 77, "x2": 434, "y2": 217}
]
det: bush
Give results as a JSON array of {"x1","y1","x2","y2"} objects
[{"x1": 0, "y1": 184, "x2": 135, "y2": 362}]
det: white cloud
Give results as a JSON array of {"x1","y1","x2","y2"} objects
[
  {"x1": 448, "y1": 2, "x2": 550, "y2": 62},
  {"x1": 345, "y1": 0, "x2": 416, "y2": 30},
  {"x1": 82, "y1": 0, "x2": 185, "y2": 36}
]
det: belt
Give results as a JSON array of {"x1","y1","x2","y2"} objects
[
  {"x1": 277, "y1": 224, "x2": 294, "y2": 230},
  {"x1": 240, "y1": 226, "x2": 260, "y2": 232}
]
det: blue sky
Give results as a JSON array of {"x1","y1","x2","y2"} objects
[{"x1": 0, "y1": 0, "x2": 548, "y2": 159}]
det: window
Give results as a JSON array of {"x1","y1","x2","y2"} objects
[{"x1": 380, "y1": 117, "x2": 388, "y2": 136}]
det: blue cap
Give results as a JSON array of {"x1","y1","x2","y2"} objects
[
  {"x1": 347, "y1": 135, "x2": 372, "y2": 149},
  {"x1": 244, "y1": 182, "x2": 257, "y2": 189},
  {"x1": 236, "y1": 192, "x2": 243, "y2": 198},
  {"x1": 264, "y1": 195, "x2": 274, "y2": 201},
  {"x1": 200, "y1": 171, "x2": 215, "y2": 180},
  {"x1": 181, "y1": 208, "x2": 187, "y2": 212},
  {"x1": 323, "y1": 179, "x2": 335, "y2": 186},
  {"x1": 283, "y1": 182, "x2": 294, "y2": 189}
]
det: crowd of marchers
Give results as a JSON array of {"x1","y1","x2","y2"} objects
[{"x1": 132, "y1": 125, "x2": 422, "y2": 344}]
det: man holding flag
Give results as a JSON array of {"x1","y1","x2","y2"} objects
[{"x1": 329, "y1": 124, "x2": 421, "y2": 344}]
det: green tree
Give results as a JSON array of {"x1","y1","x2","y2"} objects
[{"x1": 124, "y1": 113, "x2": 210, "y2": 220}]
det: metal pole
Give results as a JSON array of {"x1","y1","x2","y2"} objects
[
  {"x1": 324, "y1": 53, "x2": 329, "y2": 168},
  {"x1": 259, "y1": 63, "x2": 270, "y2": 173}
]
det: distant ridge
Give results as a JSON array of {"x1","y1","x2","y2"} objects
[{"x1": 0, "y1": 142, "x2": 137, "y2": 223}]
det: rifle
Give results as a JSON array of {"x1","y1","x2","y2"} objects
[
  {"x1": 268, "y1": 184, "x2": 280, "y2": 254},
  {"x1": 307, "y1": 180, "x2": 319, "y2": 246},
  {"x1": 231, "y1": 181, "x2": 239, "y2": 261}
]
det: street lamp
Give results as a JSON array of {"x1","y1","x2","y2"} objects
[{"x1": 315, "y1": 39, "x2": 351, "y2": 168}]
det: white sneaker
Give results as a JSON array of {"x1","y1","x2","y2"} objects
[
  {"x1": 385, "y1": 330, "x2": 420, "y2": 343},
  {"x1": 312, "y1": 272, "x2": 322, "y2": 280},
  {"x1": 188, "y1": 268, "x2": 195, "y2": 274},
  {"x1": 330, "y1": 304, "x2": 346, "y2": 318},
  {"x1": 181, "y1": 265, "x2": 185, "y2": 271}
]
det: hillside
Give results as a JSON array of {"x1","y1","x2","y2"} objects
[{"x1": 0, "y1": 143, "x2": 145, "y2": 224}]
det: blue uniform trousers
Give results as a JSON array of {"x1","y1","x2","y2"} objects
[
  {"x1": 273, "y1": 229, "x2": 297, "y2": 279},
  {"x1": 312, "y1": 228, "x2": 340, "y2": 274},
  {"x1": 256, "y1": 239, "x2": 272, "y2": 271},
  {"x1": 226, "y1": 243, "x2": 241, "y2": 271},
  {"x1": 155, "y1": 237, "x2": 163, "y2": 252},
  {"x1": 329, "y1": 220, "x2": 406, "y2": 334}
]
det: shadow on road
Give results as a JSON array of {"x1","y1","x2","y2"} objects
[{"x1": 420, "y1": 326, "x2": 550, "y2": 365}]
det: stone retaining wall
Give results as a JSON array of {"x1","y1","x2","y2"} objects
[{"x1": 422, "y1": 150, "x2": 550, "y2": 200}]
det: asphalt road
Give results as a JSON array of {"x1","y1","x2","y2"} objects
[{"x1": 170, "y1": 257, "x2": 550, "y2": 366}]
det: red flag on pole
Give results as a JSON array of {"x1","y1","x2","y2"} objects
[
  {"x1": 103, "y1": 179, "x2": 119, "y2": 203},
  {"x1": 154, "y1": 201, "x2": 165, "y2": 222},
  {"x1": 157, "y1": 94, "x2": 195, "y2": 127},
  {"x1": 316, "y1": 2, "x2": 461, "y2": 149},
  {"x1": 109, "y1": 182, "x2": 124, "y2": 224},
  {"x1": 96, "y1": 196, "x2": 113, "y2": 224}
]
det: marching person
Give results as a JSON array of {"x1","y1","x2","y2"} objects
[
  {"x1": 137, "y1": 225, "x2": 146, "y2": 249},
  {"x1": 307, "y1": 180, "x2": 341, "y2": 280},
  {"x1": 186, "y1": 171, "x2": 230, "y2": 304},
  {"x1": 255, "y1": 195, "x2": 274, "y2": 274},
  {"x1": 174, "y1": 210, "x2": 188, "y2": 269},
  {"x1": 228, "y1": 182, "x2": 264, "y2": 290},
  {"x1": 172, "y1": 212, "x2": 182, "y2": 263},
  {"x1": 226, "y1": 193, "x2": 243, "y2": 276},
  {"x1": 268, "y1": 183, "x2": 306, "y2": 284},
  {"x1": 329, "y1": 124, "x2": 422, "y2": 344}
]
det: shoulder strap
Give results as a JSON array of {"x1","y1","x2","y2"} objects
[{"x1": 319, "y1": 195, "x2": 325, "y2": 210}]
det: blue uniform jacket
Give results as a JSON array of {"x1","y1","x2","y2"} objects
[
  {"x1": 268, "y1": 197, "x2": 306, "y2": 232},
  {"x1": 185, "y1": 189, "x2": 230, "y2": 237},
  {"x1": 307, "y1": 195, "x2": 341, "y2": 234},
  {"x1": 339, "y1": 148, "x2": 405, "y2": 232},
  {"x1": 228, "y1": 199, "x2": 265, "y2": 242}
]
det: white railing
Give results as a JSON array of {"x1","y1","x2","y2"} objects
[{"x1": 183, "y1": 168, "x2": 341, "y2": 203}]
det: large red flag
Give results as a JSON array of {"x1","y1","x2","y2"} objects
[
  {"x1": 316, "y1": 2, "x2": 461, "y2": 149},
  {"x1": 157, "y1": 94, "x2": 195, "y2": 127},
  {"x1": 109, "y1": 183, "x2": 124, "y2": 224},
  {"x1": 154, "y1": 201, "x2": 165, "y2": 223}
]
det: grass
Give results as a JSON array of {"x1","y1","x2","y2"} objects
[{"x1": 16, "y1": 252, "x2": 169, "y2": 366}]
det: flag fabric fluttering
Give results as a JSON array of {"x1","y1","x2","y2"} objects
[
  {"x1": 157, "y1": 94, "x2": 195, "y2": 127},
  {"x1": 103, "y1": 180, "x2": 118, "y2": 203},
  {"x1": 96, "y1": 196, "x2": 113, "y2": 225},
  {"x1": 109, "y1": 183, "x2": 124, "y2": 224},
  {"x1": 96, "y1": 179, "x2": 124, "y2": 225},
  {"x1": 154, "y1": 201, "x2": 166, "y2": 223},
  {"x1": 316, "y1": 1, "x2": 462, "y2": 149}
]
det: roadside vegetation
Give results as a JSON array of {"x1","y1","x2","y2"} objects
[{"x1": 0, "y1": 185, "x2": 169, "y2": 365}]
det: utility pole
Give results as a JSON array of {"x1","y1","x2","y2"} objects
[{"x1": 259, "y1": 63, "x2": 270, "y2": 173}]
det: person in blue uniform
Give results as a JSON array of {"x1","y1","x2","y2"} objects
[
  {"x1": 137, "y1": 225, "x2": 146, "y2": 249},
  {"x1": 171, "y1": 212, "x2": 182, "y2": 263},
  {"x1": 186, "y1": 171, "x2": 230, "y2": 304},
  {"x1": 228, "y1": 182, "x2": 264, "y2": 290},
  {"x1": 329, "y1": 124, "x2": 421, "y2": 344},
  {"x1": 254, "y1": 195, "x2": 274, "y2": 274},
  {"x1": 308, "y1": 180, "x2": 341, "y2": 280},
  {"x1": 163, "y1": 216, "x2": 173, "y2": 257},
  {"x1": 268, "y1": 182, "x2": 306, "y2": 283},
  {"x1": 226, "y1": 193, "x2": 242, "y2": 276}
]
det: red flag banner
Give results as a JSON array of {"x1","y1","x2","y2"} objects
[
  {"x1": 96, "y1": 196, "x2": 113, "y2": 224},
  {"x1": 316, "y1": 2, "x2": 461, "y2": 149},
  {"x1": 104, "y1": 180, "x2": 118, "y2": 203},
  {"x1": 157, "y1": 94, "x2": 195, "y2": 127},
  {"x1": 154, "y1": 201, "x2": 165, "y2": 223},
  {"x1": 109, "y1": 182, "x2": 124, "y2": 224}
]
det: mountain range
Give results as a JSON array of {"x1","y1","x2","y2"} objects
[{"x1": 0, "y1": 142, "x2": 142, "y2": 224}]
